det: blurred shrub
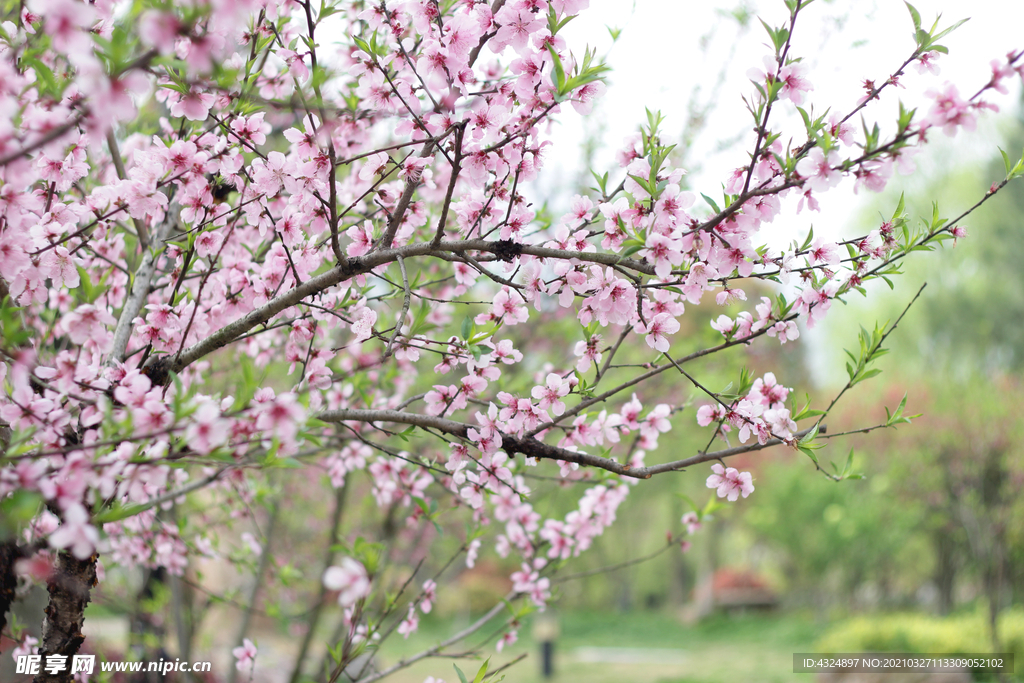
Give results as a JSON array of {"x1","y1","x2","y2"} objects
[{"x1": 817, "y1": 609, "x2": 1024, "y2": 679}]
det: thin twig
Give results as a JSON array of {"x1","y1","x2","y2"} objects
[{"x1": 382, "y1": 256, "x2": 411, "y2": 360}]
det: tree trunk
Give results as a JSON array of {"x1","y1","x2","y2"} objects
[
  {"x1": 0, "y1": 540, "x2": 21, "y2": 651},
  {"x1": 128, "y1": 567, "x2": 169, "y2": 683},
  {"x1": 33, "y1": 551, "x2": 97, "y2": 683},
  {"x1": 933, "y1": 529, "x2": 957, "y2": 615}
]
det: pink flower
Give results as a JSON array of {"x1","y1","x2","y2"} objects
[
  {"x1": 466, "y1": 539, "x2": 481, "y2": 568},
  {"x1": 0, "y1": 230, "x2": 31, "y2": 281},
  {"x1": 705, "y1": 463, "x2": 754, "y2": 501},
  {"x1": 641, "y1": 233, "x2": 684, "y2": 279},
  {"x1": 750, "y1": 372, "x2": 790, "y2": 407},
  {"x1": 570, "y1": 81, "x2": 605, "y2": 115},
  {"x1": 61, "y1": 304, "x2": 116, "y2": 346},
  {"x1": 573, "y1": 334, "x2": 602, "y2": 373},
  {"x1": 48, "y1": 504, "x2": 100, "y2": 560},
  {"x1": 710, "y1": 314, "x2": 735, "y2": 338},
  {"x1": 254, "y1": 391, "x2": 306, "y2": 445},
  {"x1": 232, "y1": 638, "x2": 257, "y2": 673},
  {"x1": 854, "y1": 157, "x2": 893, "y2": 194},
  {"x1": 39, "y1": 246, "x2": 81, "y2": 289},
  {"x1": 635, "y1": 313, "x2": 680, "y2": 353},
  {"x1": 828, "y1": 113, "x2": 856, "y2": 146},
  {"x1": 747, "y1": 56, "x2": 812, "y2": 105},
  {"x1": 231, "y1": 113, "x2": 271, "y2": 147},
  {"x1": 531, "y1": 373, "x2": 570, "y2": 416},
  {"x1": 491, "y1": 8, "x2": 545, "y2": 53},
  {"x1": 346, "y1": 222, "x2": 375, "y2": 257},
  {"x1": 30, "y1": 0, "x2": 95, "y2": 56},
  {"x1": 323, "y1": 557, "x2": 371, "y2": 607},
  {"x1": 808, "y1": 238, "x2": 840, "y2": 266},
  {"x1": 763, "y1": 407, "x2": 797, "y2": 439},
  {"x1": 397, "y1": 604, "x2": 419, "y2": 638},
  {"x1": 139, "y1": 10, "x2": 181, "y2": 53},
  {"x1": 924, "y1": 83, "x2": 976, "y2": 137},
  {"x1": 351, "y1": 304, "x2": 378, "y2": 342},
  {"x1": 13, "y1": 635, "x2": 38, "y2": 659},
  {"x1": 796, "y1": 148, "x2": 842, "y2": 192},
  {"x1": 171, "y1": 87, "x2": 216, "y2": 121},
  {"x1": 358, "y1": 152, "x2": 391, "y2": 181},
  {"x1": 681, "y1": 511, "x2": 702, "y2": 534},
  {"x1": 420, "y1": 579, "x2": 437, "y2": 614},
  {"x1": 767, "y1": 320, "x2": 799, "y2": 343},
  {"x1": 777, "y1": 62, "x2": 813, "y2": 104},
  {"x1": 496, "y1": 629, "x2": 519, "y2": 652},
  {"x1": 490, "y1": 287, "x2": 528, "y2": 325},
  {"x1": 185, "y1": 401, "x2": 230, "y2": 454},
  {"x1": 914, "y1": 50, "x2": 941, "y2": 75}
]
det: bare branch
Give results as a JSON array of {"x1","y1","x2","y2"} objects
[
  {"x1": 355, "y1": 592, "x2": 516, "y2": 683},
  {"x1": 108, "y1": 196, "x2": 180, "y2": 365},
  {"x1": 382, "y1": 255, "x2": 411, "y2": 361}
]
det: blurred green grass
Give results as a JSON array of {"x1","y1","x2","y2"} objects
[{"x1": 374, "y1": 610, "x2": 820, "y2": 683}]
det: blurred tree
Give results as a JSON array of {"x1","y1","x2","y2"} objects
[
  {"x1": 878, "y1": 378, "x2": 1024, "y2": 651},
  {"x1": 742, "y1": 452, "x2": 926, "y2": 611},
  {"x1": 830, "y1": 100, "x2": 1024, "y2": 377}
]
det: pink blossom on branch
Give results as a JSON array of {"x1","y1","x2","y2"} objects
[
  {"x1": 0, "y1": 0, "x2": 1019, "y2": 676},
  {"x1": 323, "y1": 558, "x2": 371, "y2": 608},
  {"x1": 706, "y1": 463, "x2": 755, "y2": 502},
  {"x1": 232, "y1": 638, "x2": 257, "y2": 673}
]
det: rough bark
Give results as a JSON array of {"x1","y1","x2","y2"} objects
[
  {"x1": 33, "y1": 551, "x2": 97, "y2": 683},
  {"x1": 0, "y1": 540, "x2": 21, "y2": 652}
]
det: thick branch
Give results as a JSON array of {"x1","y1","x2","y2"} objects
[
  {"x1": 108, "y1": 198, "x2": 180, "y2": 365},
  {"x1": 105, "y1": 130, "x2": 151, "y2": 249},
  {"x1": 153, "y1": 240, "x2": 654, "y2": 378},
  {"x1": 0, "y1": 541, "x2": 23, "y2": 650},
  {"x1": 314, "y1": 409, "x2": 815, "y2": 479}
]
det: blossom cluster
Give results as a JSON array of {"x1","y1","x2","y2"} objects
[{"x1": 0, "y1": 0, "x2": 1022, "y2": 675}]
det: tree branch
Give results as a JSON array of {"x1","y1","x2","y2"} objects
[
  {"x1": 355, "y1": 592, "x2": 515, "y2": 683},
  {"x1": 108, "y1": 196, "x2": 180, "y2": 365},
  {"x1": 314, "y1": 409, "x2": 817, "y2": 479}
]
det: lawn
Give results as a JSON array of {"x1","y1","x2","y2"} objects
[{"x1": 374, "y1": 610, "x2": 823, "y2": 683}]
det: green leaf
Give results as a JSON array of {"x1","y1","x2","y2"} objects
[
  {"x1": 0, "y1": 490, "x2": 43, "y2": 538},
  {"x1": 999, "y1": 147, "x2": 1013, "y2": 177},
  {"x1": 545, "y1": 44, "x2": 567, "y2": 93},
  {"x1": 473, "y1": 658, "x2": 491, "y2": 683},
  {"x1": 454, "y1": 664, "x2": 470, "y2": 683},
  {"x1": 94, "y1": 501, "x2": 152, "y2": 524},
  {"x1": 352, "y1": 35, "x2": 372, "y2": 55},
  {"x1": 930, "y1": 18, "x2": 968, "y2": 44},
  {"x1": 799, "y1": 445, "x2": 820, "y2": 467},
  {"x1": 891, "y1": 192, "x2": 906, "y2": 223},
  {"x1": 701, "y1": 193, "x2": 721, "y2": 213},
  {"x1": 842, "y1": 448, "x2": 855, "y2": 478},
  {"x1": 799, "y1": 225, "x2": 815, "y2": 252},
  {"x1": 905, "y1": 1, "x2": 922, "y2": 32}
]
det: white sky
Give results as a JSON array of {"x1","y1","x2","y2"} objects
[
  {"x1": 540, "y1": 0, "x2": 1024, "y2": 238},
  {"x1": 533, "y1": 0, "x2": 1024, "y2": 385}
]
